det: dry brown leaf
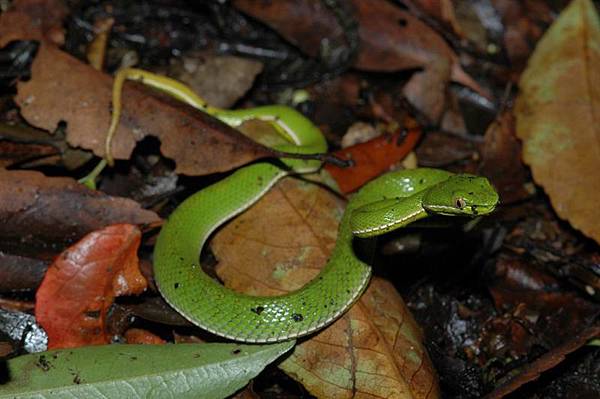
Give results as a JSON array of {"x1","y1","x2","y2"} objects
[
  {"x1": 0, "y1": 0, "x2": 67, "y2": 46},
  {"x1": 515, "y1": 0, "x2": 600, "y2": 244},
  {"x1": 0, "y1": 3, "x2": 281, "y2": 176},
  {"x1": 212, "y1": 178, "x2": 439, "y2": 399},
  {"x1": 168, "y1": 53, "x2": 264, "y2": 108},
  {"x1": 0, "y1": 170, "x2": 159, "y2": 248}
]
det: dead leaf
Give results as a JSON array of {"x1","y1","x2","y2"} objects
[
  {"x1": 488, "y1": 256, "x2": 599, "y2": 349},
  {"x1": 484, "y1": 324, "x2": 600, "y2": 399},
  {"x1": 492, "y1": 0, "x2": 553, "y2": 71},
  {"x1": 0, "y1": 0, "x2": 67, "y2": 46},
  {"x1": 212, "y1": 177, "x2": 440, "y2": 398},
  {"x1": 514, "y1": 0, "x2": 600, "y2": 244},
  {"x1": 232, "y1": 0, "x2": 348, "y2": 60},
  {"x1": 35, "y1": 224, "x2": 146, "y2": 349},
  {"x1": 325, "y1": 127, "x2": 422, "y2": 194},
  {"x1": 232, "y1": 0, "x2": 486, "y2": 123},
  {"x1": 352, "y1": 0, "x2": 484, "y2": 91},
  {"x1": 0, "y1": 4, "x2": 284, "y2": 175},
  {"x1": 415, "y1": 132, "x2": 476, "y2": 167},
  {"x1": 14, "y1": 45, "x2": 277, "y2": 175},
  {"x1": 0, "y1": 170, "x2": 159, "y2": 249},
  {"x1": 403, "y1": 0, "x2": 462, "y2": 36},
  {"x1": 478, "y1": 111, "x2": 531, "y2": 204},
  {"x1": 124, "y1": 328, "x2": 167, "y2": 345},
  {"x1": 0, "y1": 252, "x2": 48, "y2": 292},
  {"x1": 168, "y1": 53, "x2": 264, "y2": 108},
  {"x1": 0, "y1": 140, "x2": 58, "y2": 168}
]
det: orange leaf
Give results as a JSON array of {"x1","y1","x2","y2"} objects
[
  {"x1": 35, "y1": 224, "x2": 146, "y2": 349},
  {"x1": 325, "y1": 128, "x2": 421, "y2": 194},
  {"x1": 124, "y1": 328, "x2": 166, "y2": 345}
]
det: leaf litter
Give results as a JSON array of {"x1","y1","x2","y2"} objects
[{"x1": 0, "y1": 0, "x2": 599, "y2": 398}]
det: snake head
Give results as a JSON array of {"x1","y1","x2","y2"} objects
[{"x1": 422, "y1": 174, "x2": 499, "y2": 216}]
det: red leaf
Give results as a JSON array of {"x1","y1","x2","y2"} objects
[
  {"x1": 124, "y1": 328, "x2": 166, "y2": 345},
  {"x1": 325, "y1": 127, "x2": 421, "y2": 193},
  {"x1": 35, "y1": 224, "x2": 146, "y2": 349}
]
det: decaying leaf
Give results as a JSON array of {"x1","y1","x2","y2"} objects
[
  {"x1": 212, "y1": 177, "x2": 440, "y2": 398},
  {"x1": 0, "y1": 0, "x2": 67, "y2": 46},
  {"x1": 0, "y1": 170, "x2": 159, "y2": 249},
  {"x1": 0, "y1": 3, "x2": 283, "y2": 176},
  {"x1": 168, "y1": 53, "x2": 264, "y2": 108},
  {"x1": 485, "y1": 324, "x2": 600, "y2": 399},
  {"x1": 232, "y1": 0, "x2": 348, "y2": 60},
  {"x1": 233, "y1": 0, "x2": 486, "y2": 123},
  {"x1": 515, "y1": 0, "x2": 600, "y2": 244},
  {"x1": 0, "y1": 252, "x2": 48, "y2": 292},
  {"x1": 35, "y1": 224, "x2": 147, "y2": 349},
  {"x1": 478, "y1": 111, "x2": 531, "y2": 204}
]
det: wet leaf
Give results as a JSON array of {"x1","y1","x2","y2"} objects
[
  {"x1": 35, "y1": 224, "x2": 147, "y2": 349},
  {"x1": 515, "y1": 0, "x2": 600, "y2": 244},
  {"x1": 0, "y1": 170, "x2": 159, "y2": 249},
  {"x1": 212, "y1": 177, "x2": 440, "y2": 398},
  {"x1": 0, "y1": 342, "x2": 294, "y2": 399}
]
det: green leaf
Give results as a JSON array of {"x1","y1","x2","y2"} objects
[{"x1": 0, "y1": 342, "x2": 294, "y2": 398}]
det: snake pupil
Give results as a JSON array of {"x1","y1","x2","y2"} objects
[{"x1": 251, "y1": 306, "x2": 265, "y2": 315}]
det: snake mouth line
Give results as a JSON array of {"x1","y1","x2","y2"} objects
[{"x1": 353, "y1": 209, "x2": 423, "y2": 236}]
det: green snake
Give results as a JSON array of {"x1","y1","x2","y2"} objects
[{"x1": 107, "y1": 69, "x2": 499, "y2": 343}]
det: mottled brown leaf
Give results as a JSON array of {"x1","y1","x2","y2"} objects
[
  {"x1": 0, "y1": 170, "x2": 159, "y2": 248},
  {"x1": 212, "y1": 177, "x2": 440, "y2": 398},
  {"x1": 515, "y1": 0, "x2": 600, "y2": 244},
  {"x1": 14, "y1": 45, "x2": 276, "y2": 175}
]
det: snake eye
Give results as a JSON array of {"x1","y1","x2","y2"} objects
[{"x1": 455, "y1": 197, "x2": 466, "y2": 209}]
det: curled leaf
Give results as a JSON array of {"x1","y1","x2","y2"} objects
[{"x1": 35, "y1": 224, "x2": 147, "y2": 349}]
